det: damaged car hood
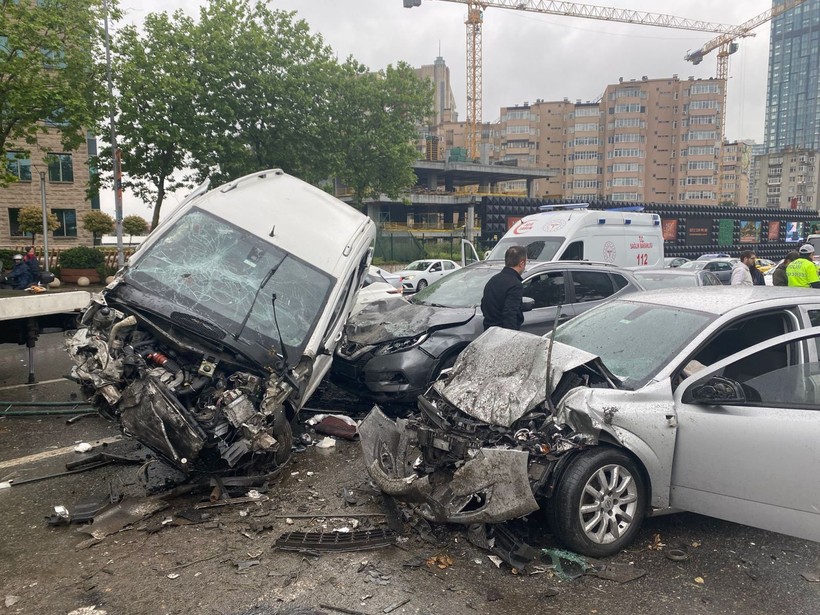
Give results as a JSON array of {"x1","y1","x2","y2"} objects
[
  {"x1": 343, "y1": 297, "x2": 475, "y2": 345},
  {"x1": 434, "y1": 327, "x2": 605, "y2": 428}
]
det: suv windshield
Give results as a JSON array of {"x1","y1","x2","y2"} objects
[
  {"x1": 554, "y1": 300, "x2": 714, "y2": 388},
  {"x1": 489, "y1": 237, "x2": 564, "y2": 261},
  {"x1": 124, "y1": 208, "x2": 333, "y2": 363},
  {"x1": 413, "y1": 266, "x2": 499, "y2": 308}
]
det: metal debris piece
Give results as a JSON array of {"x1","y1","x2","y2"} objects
[
  {"x1": 194, "y1": 495, "x2": 270, "y2": 509},
  {"x1": 275, "y1": 528, "x2": 396, "y2": 552},
  {"x1": 235, "y1": 559, "x2": 261, "y2": 571},
  {"x1": 78, "y1": 497, "x2": 168, "y2": 539},
  {"x1": 590, "y1": 563, "x2": 647, "y2": 583},
  {"x1": 801, "y1": 572, "x2": 820, "y2": 583},
  {"x1": 383, "y1": 598, "x2": 410, "y2": 613},
  {"x1": 319, "y1": 604, "x2": 369, "y2": 615},
  {"x1": 5, "y1": 596, "x2": 21, "y2": 608},
  {"x1": 487, "y1": 555, "x2": 503, "y2": 568}
]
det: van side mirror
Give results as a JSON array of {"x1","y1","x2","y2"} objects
[
  {"x1": 687, "y1": 376, "x2": 746, "y2": 405},
  {"x1": 522, "y1": 296, "x2": 535, "y2": 312}
]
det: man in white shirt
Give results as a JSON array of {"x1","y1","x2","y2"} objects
[{"x1": 730, "y1": 250, "x2": 756, "y2": 286}]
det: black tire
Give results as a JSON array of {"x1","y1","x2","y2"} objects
[
  {"x1": 273, "y1": 417, "x2": 293, "y2": 467},
  {"x1": 416, "y1": 279, "x2": 428, "y2": 291},
  {"x1": 547, "y1": 447, "x2": 647, "y2": 558}
]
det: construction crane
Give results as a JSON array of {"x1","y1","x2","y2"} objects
[
  {"x1": 404, "y1": 1, "x2": 739, "y2": 159},
  {"x1": 685, "y1": 0, "x2": 808, "y2": 142}
]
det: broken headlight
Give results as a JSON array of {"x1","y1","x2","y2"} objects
[{"x1": 373, "y1": 334, "x2": 429, "y2": 356}]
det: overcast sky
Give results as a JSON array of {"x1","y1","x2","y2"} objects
[{"x1": 105, "y1": 0, "x2": 777, "y2": 221}]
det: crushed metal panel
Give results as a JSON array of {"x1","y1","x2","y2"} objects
[
  {"x1": 554, "y1": 379, "x2": 678, "y2": 509},
  {"x1": 344, "y1": 298, "x2": 475, "y2": 345},
  {"x1": 435, "y1": 328, "x2": 599, "y2": 427}
]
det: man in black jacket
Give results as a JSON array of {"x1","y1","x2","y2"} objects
[{"x1": 481, "y1": 245, "x2": 527, "y2": 330}]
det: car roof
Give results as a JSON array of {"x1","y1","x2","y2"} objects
[
  {"x1": 463, "y1": 260, "x2": 636, "y2": 276},
  {"x1": 615, "y1": 286, "x2": 820, "y2": 315},
  {"x1": 634, "y1": 268, "x2": 699, "y2": 276}
]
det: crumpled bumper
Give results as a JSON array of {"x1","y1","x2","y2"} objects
[{"x1": 359, "y1": 406, "x2": 539, "y2": 524}]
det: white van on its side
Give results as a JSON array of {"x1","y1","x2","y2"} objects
[{"x1": 487, "y1": 204, "x2": 664, "y2": 268}]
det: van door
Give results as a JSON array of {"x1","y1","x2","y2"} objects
[{"x1": 461, "y1": 239, "x2": 480, "y2": 267}]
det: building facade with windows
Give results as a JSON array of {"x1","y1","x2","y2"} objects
[
  {"x1": 1, "y1": 130, "x2": 97, "y2": 249},
  {"x1": 751, "y1": 147, "x2": 820, "y2": 209},
  {"x1": 720, "y1": 140, "x2": 753, "y2": 206},
  {"x1": 765, "y1": 0, "x2": 820, "y2": 152}
]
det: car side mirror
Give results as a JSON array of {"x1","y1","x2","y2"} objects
[
  {"x1": 687, "y1": 376, "x2": 746, "y2": 405},
  {"x1": 521, "y1": 296, "x2": 535, "y2": 312}
]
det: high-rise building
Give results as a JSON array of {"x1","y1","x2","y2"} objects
[
  {"x1": 752, "y1": 147, "x2": 820, "y2": 209},
  {"x1": 415, "y1": 56, "x2": 458, "y2": 127},
  {"x1": 764, "y1": 0, "x2": 820, "y2": 151}
]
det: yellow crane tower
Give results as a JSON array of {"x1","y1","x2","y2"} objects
[
  {"x1": 685, "y1": 0, "x2": 808, "y2": 142},
  {"x1": 403, "y1": 0, "x2": 739, "y2": 159}
]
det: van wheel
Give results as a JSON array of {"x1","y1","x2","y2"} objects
[
  {"x1": 416, "y1": 279, "x2": 428, "y2": 291},
  {"x1": 546, "y1": 447, "x2": 647, "y2": 558}
]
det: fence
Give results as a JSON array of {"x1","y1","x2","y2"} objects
[
  {"x1": 373, "y1": 231, "x2": 472, "y2": 264},
  {"x1": 3, "y1": 246, "x2": 136, "y2": 271}
]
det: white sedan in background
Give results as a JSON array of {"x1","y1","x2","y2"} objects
[
  {"x1": 353, "y1": 266, "x2": 405, "y2": 313},
  {"x1": 395, "y1": 259, "x2": 461, "y2": 292}
]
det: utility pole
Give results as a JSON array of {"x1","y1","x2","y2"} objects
[
  {"x1": 104, "y1": 0, "x2": 124, "y2": 268},
  {"x1": 39, "y1": 171, "x2": 49, "y2": 272}
]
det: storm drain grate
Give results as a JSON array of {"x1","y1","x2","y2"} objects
[{"x1": 275, "y1": 528, "x2": 396, "y2": 552}]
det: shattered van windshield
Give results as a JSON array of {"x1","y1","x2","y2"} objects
[
  {"x1": 124, "y1": 208, "x2": 333, "y2": 363},
  {"x1": 554, "y1": 300, "x2": 714, "y2": 388}
]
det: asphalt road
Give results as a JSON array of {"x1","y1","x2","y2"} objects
[{"x1": 0, "y1": 333, "x2": 818, "y2": 615}]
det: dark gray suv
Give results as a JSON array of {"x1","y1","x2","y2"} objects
[{"x1": 331, "y1": 260, "x2": 644, "y2": 403}]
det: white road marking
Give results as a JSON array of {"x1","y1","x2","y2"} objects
[{"x1": 0, "y1": 436, "x2": 123, "y2": 470}]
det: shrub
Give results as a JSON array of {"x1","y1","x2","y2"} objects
[
  {"x1": 0, "y1": 248, "x2": 16, "y2": 271},
  {"x1": 59, "y1": 246, "x2": 105, "y2": 269}
]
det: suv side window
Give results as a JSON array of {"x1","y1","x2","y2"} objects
[
  {"x1": 523, "y1": 271, "x2": 566, "y2": 309},
  {"x1": 560, "y1": 241, "x2": 584, "y2": 261},
  {"x1": 611, "y1": 273, "x2": 629, "y2": 291},
  {"x1": 571, "y1": 271, "x2": 615, "y2": 302}
]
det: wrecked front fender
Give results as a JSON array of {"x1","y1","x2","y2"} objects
[{"x1": 359, "y1": 406, "x2": 539, "y2": 524}]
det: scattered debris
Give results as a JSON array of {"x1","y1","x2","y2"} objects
[
  {"x1": 487, "y1": 555, "x2": 503, "y2": 568},
  {"x1": 694, "y1": 576, "x2": 705, "y2": 584},
  {"x1": 648, "y1": 533, "x2": 666, "y2": 551},
  {"x1": 665, "y1": 548, "x2": 690, "y2": 562},
  {"x1": 74, "y1": 442, "x2": 93, "y2": 453},
  {"x1": 167, "y1": 573, "x2": 180, "y2": 580},
  {"x1": 275, "y1": 528, "x2": 396, "y2": 552},
  {"x1": 315, "y1": 437, "x2": 337, "y2": 449},
  {"x1": 5, "y1": 596, "x2": 20, "y2": 608},
  {"x1": 383, "y1": 598, "x2": 410, "y2": 613},
  {"x1": 194, "y1": 495, "x2": 270, "y2": 510},
  {"x1": 486, "y1": 588, "x2": 503, "y2": 602},
  {"x1": 590, "y1": 562, "x2": 647, "y2": 584},
  {"x1": 307, "y1": 414, "x2": 359, "y2": 440},
  {"x1": 541, "y1": 548, "x2": 592, "y2": 581},
  {"x1": 800, "y1": 572, "x2": 820, "y2": 583},
  {"x1": 78, "y1": 497, "x2": 168, "y2": 539},
  {"x1": 427, "y1": 553, "x2": 454, "y2": 569},
  {"x1": 235, "y1": 559, "x2": 261, "y2": 571},
  {"x1": 319, "y1": 604, "x2": 369, "y2": 615},
  {"x1": 359, "y1": 562, "x2": 391, "y2": 585}
]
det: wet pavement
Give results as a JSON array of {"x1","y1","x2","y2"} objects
[{"x1": 0, "y1": 333, "x2": 818, "y2": 614}]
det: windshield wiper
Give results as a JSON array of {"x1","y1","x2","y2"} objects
[{"x1": 234, "y1": 256, "x2": 287, "y2": 342}]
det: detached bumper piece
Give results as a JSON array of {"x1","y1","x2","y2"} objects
[
  {"x1": 359, "y1": 406, "x2": 539, "y2": 525},
  {"x1": 275, "y1": 528, "x2": 396, "y2": 552}
]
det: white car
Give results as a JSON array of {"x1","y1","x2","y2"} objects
[
  {"x1": 353, "y1": 266, "x2": 405, "y2": 314},
  {"x1": 395, "y1": 259, "x2": 461, "y2": 292}
]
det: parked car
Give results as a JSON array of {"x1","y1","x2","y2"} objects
[
  {"x1": 696, "y1": 252, "x2": 731, "y2": 260},
  {"x1": 66, "y1": 169, "x2": 376, "y2": 478},
  {"x1": 360, "y1": 287, "x2": 820, "y2": 558},
  {"x1": 633, "y1": 268, "x2": 722, "y2": 289},
  {"x1": 663, "y1": 257, "x2": 690, "y2": 268},
  {"x1": 395, "y1": 259, "x2": 461, "y2": 293},
  {"x1": 679, "y1": 257, "x2": 738, "y2": 284},
  {"x1": 331, "y1": 261, "x2": 644, "y2": 404},
  {"x1": 353, "y1": 266, "x2": 405, "y2": 314},
  {"x1": 756, "y1": 258, "x2": 776, "y2": 274}
]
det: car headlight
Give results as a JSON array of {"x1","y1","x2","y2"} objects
[
  {"x1": 374, "y1": 334, "x2": 429, "y2": 355},
  {"x1": 404, "y1": 275, "x2": 415, "y2": 281}
]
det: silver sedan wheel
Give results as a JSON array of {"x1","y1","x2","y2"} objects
[{"x1": 578, "y1": 463, "x2": 639, "y2": 545}]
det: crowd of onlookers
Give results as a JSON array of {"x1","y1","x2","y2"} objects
[
  {"x1": 731, "y1": 243, "x2": 820, "y2": 288},
  {"x1": 0, "y1": 246, "x2": 42, "y2": 290}
]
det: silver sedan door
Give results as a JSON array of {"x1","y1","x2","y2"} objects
[{"x1": 671, "y1": 328, "x2": 820, "y2": 542}]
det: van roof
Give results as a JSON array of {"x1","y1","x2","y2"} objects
[{"x1": 509, "y1": 208, "x2": 660, "y2": 238}]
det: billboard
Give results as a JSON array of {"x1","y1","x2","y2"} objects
[
  {"x1": 739, "y1": 220, "x2": 761, "y2": 244},
  {"x1": 686, "y1": 218, "x2": 711, "y2": 245},
  {"x1": 785, "y1": 221, "x2": 804, "y2": 242},
  {"x1": 661, "y1": 219, "x2": 678, "y2": 241},
  {"x1": 768, "y1": 221, "x2": 780, "y2": 241}
]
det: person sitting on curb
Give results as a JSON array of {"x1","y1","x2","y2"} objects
[
  {"x1": 2, "y1": 254, "x2": 33, "y2": 290},
  {"x1": 786, "y1": 244, "x2": 820, "y2": 288},
  {"x1": 772, "y1": 251, "x2": 799, "y2": 287}
]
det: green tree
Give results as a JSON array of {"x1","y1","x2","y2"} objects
[
  {"x1": 0, "y1": 0, "x2": 112, "y2": 185},
  {"x1": 189, "y1": 0, "x2": 340, "y2": 185},
  {"x1": 82, "y1": 210, "x2": 114, "y2": 245},
  {"x1": 331, "y1": 60, "x2": 432, "y2": 204},
  {"x1": 17, "y1": 206, "x2": 60, "y2": 243},
  {"x1": 122, "y1": 214, "x2": 149, "y2": 245},
  {"x1": 99, "y1": 9, "x2": 198, "y2": 229}
]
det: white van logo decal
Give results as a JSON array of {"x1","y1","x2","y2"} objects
[
  {"x1": 543, "y1": 219, "x2": 566, "y2": 232},
  {"x1": 629, "y1": 235, "x2": 654, "y2": 250},
  {"x1": 603, "y1": 241, "x2": 617, "y2": 263},
  {"x1": 513, "y1": 220, "x2": 536, "y2": 235}
]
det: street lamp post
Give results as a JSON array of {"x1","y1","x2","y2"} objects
[{"x1": 39, "y1": 171, "x2": 50, "y2": 272}]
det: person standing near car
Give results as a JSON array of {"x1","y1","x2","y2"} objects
[
  {"x1": 730, "y1": 250, "x2": 756, "y2": 286},
  {"x1": 772, "y1": 251, "x2": 799, "y2": 286},
  {"x1": 786, "y1": 244, "x2": 820, "y2": 288},
  {"x1": 481, "y1": 245, "x2": 526, "y2": 330}
]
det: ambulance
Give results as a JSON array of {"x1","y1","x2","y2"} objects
[{"x1": 486, "y1": 203, "x2": 664, "y2": 268}]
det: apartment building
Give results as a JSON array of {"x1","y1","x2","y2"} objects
[
  {"x1": 492, "y1": 76, "x2": 725, "y2": 205},
  {"x1": 751, "y1": 147, "x2": 820, "y2": 209},
  {"x1": 720, "y1": 140, "x2": 753, "y2": 206},
  {"x1": 1, "y1": 131, "x2": 97, "y2": 249}
]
